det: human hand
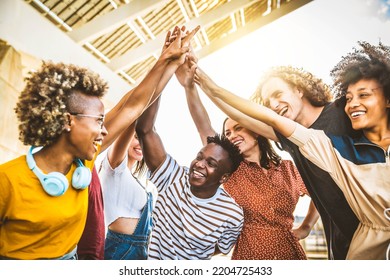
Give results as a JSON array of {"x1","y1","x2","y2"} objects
[
  {"x1": 160, "y1": 26, "x2": 187, "y2": 62},
  {"x1": 193, "y1": 66, "x2": 208, "y2": 86},
  {"x1": 193, "y1": 67, "x2": 221, "y2": 97},
  {"x1": 168, "y1": 25, "x2": 200, "y2": 49},
  {"x1": 180, "y1": 25, "x2": 200, "y2": 49},
  {"x1": 162, "y1": 25, "x2": 200, "y2": 66},
  {"x1": 292, "y1": 225, "x2": 311, "y2": 240},
  {"x1": 175, "y1": 55, "x2": 197, "y2": 88}
]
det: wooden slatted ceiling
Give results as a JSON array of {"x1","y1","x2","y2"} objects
[{"x1": 25, "y1": 0, "x2": 311, "y2": 85}]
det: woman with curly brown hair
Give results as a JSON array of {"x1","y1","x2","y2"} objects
[
  {"x1": 0, "y1": 26, "x2": 199, "y2": 260},
  {"x1": 195, "y1": 41, "x2": 390, "y2": 259}
]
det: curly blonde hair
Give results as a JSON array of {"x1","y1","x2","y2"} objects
[
  {"x1": 251, "y1": 66, "x2": 332, "y2": 106},
  {"x1": 15, "y1": 61, "x2": 108, "y2": 147}
]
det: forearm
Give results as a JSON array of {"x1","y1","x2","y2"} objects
[
  {"x1": 185, "y1": 85, "x2": 215, "y2": 145},
  {"x1": 120, "y1": 57, "x2": 169, "y2": 116},
  {"x1": 205, "y1": 81, "x2": 295, "y2": 138},
  {"x1": 136, "y1": 96, "x2": 167, "y2": 172},
  {"x1": 136, "y1": 97, "x2": 160, "y2": 135},
  {"x1": 107, "y1": 57, "x2": 168, "y2": 119},
  {"x1": 194, "y1": 75, "x2": 277, "y2": 141},
  {"x1": 102, "y1": 58, "x2": 169, "y2": 151},
  {"x1": 297, "y1": 200, "x2": 320, "y2": 236},
  {"x1": 153, "y1": 62, "x2": 180, "y2": 105},
  {"x1": 107, "y1": 123, "x2": 136, "y2": 169},
  {"x1": 304, "y1": 200, "x2": 319, "y2": 225}
]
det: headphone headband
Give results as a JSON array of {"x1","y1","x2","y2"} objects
[{"x1": 26, "y1": 146, "x2": 91, "y2": 196}]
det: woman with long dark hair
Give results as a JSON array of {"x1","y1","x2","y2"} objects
[{"x1": 176, "y1": 54, "x2": 318, "y2": 259}]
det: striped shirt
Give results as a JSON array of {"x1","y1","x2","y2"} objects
[{"x1": 148, "y1": 155, "x2": 244, "y2": 260}]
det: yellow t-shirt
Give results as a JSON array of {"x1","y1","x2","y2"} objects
[{"x1": 0, "y1": 154, "x2": 96, "y2": 259}]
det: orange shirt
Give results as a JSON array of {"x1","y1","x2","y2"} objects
[{"x1": 224, "y1": 160, "x2": 308, "y2": 260}]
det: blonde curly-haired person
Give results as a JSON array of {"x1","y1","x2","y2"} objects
[{"x1": 195, "y1": 41, "x2": 390, "y2": 260}]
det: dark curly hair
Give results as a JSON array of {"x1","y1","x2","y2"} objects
[
  {"x1": 15, "y1": 61, "x2": 108, "y2": 147},
  {"x1": 251, "y1": 65, "x2": 332, "y2": 107},
  {"x1": 331, "y1": 41, "x2": 390, "y2": 106},
  {"x1": 222, "y1": 118, "x2": 281, "y2": 169},
  {"x1": 206, "y1": 133, "x2": 243, "y2": 173}
]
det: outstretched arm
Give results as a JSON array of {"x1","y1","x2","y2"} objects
[
  {"x1": 176, "y1": 53, "x2": 215, "y2": 145},
  {"x1": 101, "y1": 27, "x2": 195, "y2": 152},
  {"x1": 135, "y1": 95, "x2": 166, "y2": 173},
  {"x1": 194, "y1": 67, "x2": 282, "y2": 141},
  {"x1": 153, "y1": 26, "x2": 201, "y2": 105}
]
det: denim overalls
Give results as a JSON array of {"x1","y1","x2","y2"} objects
[{"x1": 104, "y1": 192, "x2": 153, "y2": 260}]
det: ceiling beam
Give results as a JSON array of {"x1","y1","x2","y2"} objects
[
  {"x1": 107, "y1": 0, "x2": 259, "y2": 72},
  {"x1": 68, "y1": 0, "x2": 170, "y2": 44},
  {"x1": 195, "y1": 0, "x2": 313, "y2": 60}
]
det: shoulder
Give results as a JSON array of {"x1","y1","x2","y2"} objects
[
  {"x1": 154, "y1": 154, "x2": 178, "y2": 174},
  {"x1": 219, "y1": 188, "x2": 244, "y2": 215},
  {"x1": 315, "y1": 102, "x2": 359, "y2": 137},
  {"x1": 0, "y1": 155, "x2": 31, "y2": 195},
  {"x1": 277, "y1": 159, "x2": 302, "y2": 177},
  {"x1": 149, "y1": 154, "x2": 187, "y2": 183},
  {"x1": 279, "y1": 159, "x2": 294, "y2": 168},
  {"x1": 101, "y1": 151, "x2": 128, "y2": 173},
  {"x1": 327, "y1": 134, "x2": 383, "y2": 164},
  {"x1": 0, "y1": 155, "x2": 27, "y2": 173}
]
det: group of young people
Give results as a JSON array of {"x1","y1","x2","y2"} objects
[{"x1": 0, "y1": 24, "x2": 389, "y2": 260}]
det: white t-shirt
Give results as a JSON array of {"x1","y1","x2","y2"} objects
[{"x1": 100, "y1": 153, "x2": 147, "y2": 229}]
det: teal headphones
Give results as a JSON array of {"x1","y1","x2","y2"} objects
[{"x1": 26, "y1": 146, "x2": 92, "y2": 196}]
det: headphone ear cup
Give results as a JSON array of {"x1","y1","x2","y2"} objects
[
  {"x1": 27, "y1": 146, "x2": 69, "y2": 196},
  {"x1": 41, "y1": 172, "x2": 69, "y2": 196},
  {"x1": 72, "y1": 165, "x2": 92, "y2": 190}
]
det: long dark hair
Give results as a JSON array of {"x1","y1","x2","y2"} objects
[
  {"x1": 133, "y1": 158, "x2": 148, "y2": 179},
  {"x1": 222, "y1": 118, "x2": 281, "y2": 169}
]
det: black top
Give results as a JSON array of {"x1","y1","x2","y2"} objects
[{"x1": 275, "y1": 102, "x2": 360, "y2": 259}]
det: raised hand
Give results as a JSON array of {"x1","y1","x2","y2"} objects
[
  {"x1": 160, "y1": 27, "x2": 187, "y2": 62},
  {"x1": 162, "y1": 25, "x2": 200, "y2": 67},
  {"x1": 181, "y1": 25, "x2": 200, "y2": 48},
  {"x1": 175, "y1": 49, "x2": 198, "y2": 88},
  {"x1": 193, "y1": 66, "x2": 218, "y2": 93}
]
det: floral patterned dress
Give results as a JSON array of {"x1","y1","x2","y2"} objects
[{"x1": 224, "y1": 160, "x2": 308, "y2": 260}]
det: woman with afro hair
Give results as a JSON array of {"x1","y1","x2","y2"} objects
[
  {"x1": 195, "y1": 41, "x2": 390, "y2": 259},
  {"x1": 0, "y1": 26, "x2": 199, "y2": 260},
  {"x1": 192, "y1": 62, "x2": 359, "y2": 259}
]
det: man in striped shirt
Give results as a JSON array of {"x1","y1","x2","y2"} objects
[{"x1": 136, "y1": 95, "x2": 244, "y2": 260}]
